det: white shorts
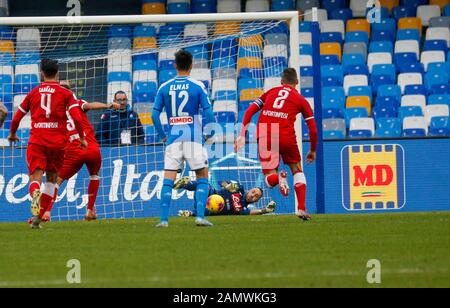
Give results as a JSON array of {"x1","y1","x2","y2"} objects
[{"x1": 164, "y1": 142, "x2": 209, "y2": 172}]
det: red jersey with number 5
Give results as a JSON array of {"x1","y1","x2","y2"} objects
[
  {"x1": 254, "y1": 84, "x2": 314, "y2": 141},
  {"x1": 18, "y1": 81, "x2": 79, "y2": 149},
  {"x1": 66, "y1": 100, "x2": 98, "y2": 148}
]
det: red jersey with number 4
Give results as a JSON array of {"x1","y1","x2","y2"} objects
[
  {"x1": 255, "y1": 84, "x2": 314, "y2": 141},
  {"x1": 18, "y1": 81, "x2": 79, "y2": 149},
  {"x1": 66, "y1": 100, "x2": 98, "y2": 148}
]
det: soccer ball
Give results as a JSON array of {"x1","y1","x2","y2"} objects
[{"x1": 206, "y1": 195, "x2": 225, "y2": 214}]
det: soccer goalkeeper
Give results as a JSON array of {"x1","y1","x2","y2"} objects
[{"x1": 175, "y1": 177, "x2": 276, "y2": 216}]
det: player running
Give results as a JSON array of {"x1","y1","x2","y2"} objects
[
  {"x1": 39, "y1": 81, "x2": 121, "y2": 223},
  {"x1": 151, "y1": 49, "x2": 215, "y2": 228},
  {"x1": 8, "y1": 59, "x2": 87, "y2": 229},
  {"x1": 235, "y1": 68, "x2": 318, "y2": 221},
  {"x1": 175, "y1": 178, "x2": 276, "y2": 217}
]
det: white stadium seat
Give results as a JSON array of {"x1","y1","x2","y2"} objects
[
  {"x1": 263, "y1": 44, "x2": 288, "y2": 59},
  {"x1": 395, "y1": 40, "x2": 420, "y2": 58},
  {"x1": 246, "y1": 0, "x2": 270, "y2": 12},
  {"x1": 299, "y1": 55, "x2": 313, "y2": 67},
  {"x1": 401, "y1": 95, "x2": 427, "y2": 112},
  {"x1": 304, "y1": 9, "x2": 328, "y2": 24},
  {"x1": 403, "y1": 116, "x2": 428, "y2": 135},
  {"x1": 264, "y1": 77, "x2": 281, "y2": 92},
  {"x1": 421, "y1": 51, "x2": 446, "y2": 72},
  {"x1": 159, "y1": 48, "x2": 178, "y2": 63},
  {"x1": 213, "y1": 100, "x2": 238, "y2": 114},
  {"x1": 15, "y1": 64, "x2": 39, "y2": 76},
  {"x1": 184, "y1": 24, "x2": 208, "y2": 39},
  {"x1": 16, "y1": 28, "x2": 41, "y2": 43},
  {"x1": 212, "y1": 79, "x2": 237, "y2": 97},
  {"x1": 0, "y1": 65, "x2": 13, "y2": 77},
  {"x1": 349, "y1": 118, "x2": 375, "y2": 135},
  {"x1": 426, "y1": 27, "x2": 450, "y2": 48},
  {"x1": 397, "y1": 73, "x2": 423, "y2": 93},
  {"x1": 107, "y1": 51, "x2": 132, "y2": 73},
  {"x1": 133, "y1": 70, "x2": 158, "y2": 84},
  {"x1": 350, "y1": 0, "x2": 369, "y2": 17},
  {"x1": 191, "y1": 69, "x2": 212, "y2": 88},
  {"x1": 321, "y1": 20, "x2": 346, "y2": 39},
  {"x1": 13, "y1": 95, "x2": 27, "y2": 110},
  {"x1": 108, "y1": 81, "x2": 132, "y2": 103},
  {"x1": 344, "y1": 75, "x2": 369, "y2": 95},
  {"x1": 299, "y1": 32, "x2": 312, "y2": 45},
  {"x1": 217, "y1": 0, "x2": 241, "y2": 13},
  {"x1": 417, "y1": 5, "x2": 442, "y2": 27},
  {"x1": 425, "y1": 104, "x2": 450, "y2": 125},
  {"x1": 367, "y1": 52, "x2": 392, "y2": 73}
]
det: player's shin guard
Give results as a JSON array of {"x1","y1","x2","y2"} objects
[
  {"x1": 293, "y1": 172, "x2": 307, "y2": 212},
  {"x1": 29, "y1": 181, "x2": 40, "y2": 198},
  {"x1": 39, "y1": 183, "x2": 56, "y2": 219},
  {"x1": 160, "y1": 179, "x2": 174, "y2": 223},
  {"x1": 265, "y1": 173, "x2": 279, "y2": 188},
  {"x1": 46, "y1": 184, "x2": 60, "y2": 213},
  {"x1": 195, "y1": 178, "x2": 209, "y2": 220},
  {"x1": 88, "y1": 176, "x2": 100, "y2": 211}
]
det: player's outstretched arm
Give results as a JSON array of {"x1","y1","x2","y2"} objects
[
  {"x1": 83, "y1": 102, "x2": 121, "y2": 111},
  {"x1": 235, "y1": 103, "x2": 260, "y2": 152}
]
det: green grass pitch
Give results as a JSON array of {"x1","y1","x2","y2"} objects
[{"x1": 1, "y1": 212, "x2": 449, "y2": 288}]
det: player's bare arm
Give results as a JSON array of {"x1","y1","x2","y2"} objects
[{"x1": 83, "y1": 102, "x2": 121, "y2": 111}]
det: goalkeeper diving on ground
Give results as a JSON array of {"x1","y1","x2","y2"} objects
[{"x1": 175, "y1": 177, "x2": 276, "y2": 217}]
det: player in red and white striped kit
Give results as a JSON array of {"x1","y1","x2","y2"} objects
[
  {"x1": 235, "y1": 68, "x2": 318, "y2": 221},
  {"x1": 40, "y1": 81, "x2": 120, "y2": 222},
  {"x1": 8, "y1": 59, "x2": 87, "y2": 229}
]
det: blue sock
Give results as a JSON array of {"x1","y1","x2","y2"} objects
[
  {"x1": 195, "y1": 178, "x2": 209, "y2": 220},
  {"x1": 160, "y1": 179, "x2": 174, "y2": 223}
]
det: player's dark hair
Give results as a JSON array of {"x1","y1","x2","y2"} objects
[
  {"x1": 114, "y1": 91, "x2": 127, "y2": 100},
  {"x1": 40, "y1": 59, "x2": 59, "y2": 79},
  {"x1": 282, "y1": 68, "x2": 299, "y2": 85},
  {"x1": 256, "y1": 187, "x2": 264, "y2": 195},
  {"x1": 175, "y1": 49, "x2": 193, "y2": 72}
]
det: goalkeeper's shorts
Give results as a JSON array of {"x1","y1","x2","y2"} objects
[{"x1": 164, "y1": 141, "x2": 209, "y2": 172}]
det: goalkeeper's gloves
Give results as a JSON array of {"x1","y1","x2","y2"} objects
[
  {"x1": 221, "y1": 181, "x2": 239, "y2": 193},
  {"x1": 262, "y1": 201, "x2": 276, "y2": 214}
]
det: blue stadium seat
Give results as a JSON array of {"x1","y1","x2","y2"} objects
[
  {"x1": 212, "y1": 40, "x2": 237, "y2": 59},
  {"x1": 322, "y1": 0, "x2": 347, "y2": 16},
  {"x1": 397, "y1": 29, "x2": 421, "y2": 44},
  {"x1": 0, "y1": 74, "x2": 13, "y2": 102},
  {"x1": 14, "y1": 74, "x2": 39, "y2": 94},
  {"x1": 348, "y1": 86, "x2": 372, "y2": 101},
  {"x1": 238, "y1": 45, "x2": 262, "y2": 59},
  {"x1": 345, "y1": 108, "x2": 369, "y2": 129},
  {"x1": 186, "y1": 45, "x2": 209, "y2": 60},
  {"x1": 321, "y1": 32, "x2": 344, "y2": 45},
  {"x1": 15, "y1": 52, "x2": 40, "y2": 64},
  {"x1": 423, "y1": 40, "x2": 449, "y2": 54},
  {"x1": 301, "y1": 88, "x2": 314, "y2": 98},
  {"x1": 394, "y1": 53, "x2": 419, "y2": 69},
  {"x1": 371, "y1": 30, "x2": 395, "y2": 43},
  {"x1": 376, "y1": 118, "x2": 402, "y2": 138},
  {"x1": 133, "y1": 60, "x2": 157, "y2": 71},
  {"x1": 405, "y1": 84, "x2": 428, "y2": 96},
  {"x1": 429, "y1": 116, "x2": 450, "y2": 136},
  {"x1": 375, "y1": 96, "x2": 400, "y2": 108},
  {"x1": 168, "y1": 2, "x2": 190, "y2": 14},
  {"x1": 16, "y1": 129, "x2": 30, "y2": 146},
  {"x1": 425, "y1": 72, "x2": 449, "y2": 92},
  {"x1": 108, "y1": 25, "x2": 132, "y2": 38},
  {"x1": 215, "y1": 112, "x2": 236, "y2": 124},
  {"x1": 238, "y1": 78, "x2": 263, "y2": 94},
  {"x1": 134, "y1": 25, "x2": 156, "y2": 38},
  {"x1": 192, "y1": 0, "x2": 217, "y2": 13},
  {"x1": 301, "y1": 119, "x2": 310, "y2": 139},
  {"x1": 344, "y1": 64, "x2": 370, "y2": 77},
  {"x1": 372, "y1": 105, "x2": 398, "y2": 121},
  {"x1": 271, "y1": 0, "x2": 295, "y2": 11},
  {"x1": 342, "y1": 54, "x2": 366, "y2": 71},
  {"x1": 323, "y1": 107, "x2": 345, "y2": 119},
  {"x1": 300, "y1": 66, "x2": 314, "y2": 77},
  {"x1": 159, "y1": 60, "x2": 176, "y2": 70},
  {"x1": 371, "y1": 75, "x2": 395, "y2": 95},
  {"x1": 322, "y1": 65, "x2": 343, "y2": 82},
  {"x1": 398, "y1": 62, "x2": 425, "y2": 75},
  {"x1": 428, "y1": 62, "x2": 450, "y2": 75},
  {"x1": 133, "y1": 82, "x2": 157, "y2": 103},
  {"x1": 430, "y1": 84, "x2": 450, "y2": 95},
  {"x1": 212, "y1": 58, "x2": 237, "y2": 71},
  {"x1": 398, "y1": 106, "x2": 423, "y2": 121},
  {"x1": 400, "y1": 0, "x2": 427, "y2": 10},
  {"x1": 393, "y1": 6, "x2": 416, "y2": 22},
  {"x1": 323, "y1": 130, "x2": 346, "y2": 139},
  {"x1": 239, "y1": 68, "x2": 263, "y2": 79},
  {"x1": 321, "y1": 55, "x2": 341, "y2": 65},
  {"x1": 264, "y1": 57, "x2": 288, "y2": 77},
  {"x1": 349, "y1": 129, "x2": 373, "y2": 139},
  {"x1": 159, "y1": 24, "x2": 185, "y2": 38},
  {"x1": 402, "y1": 128, "x2": 427, "y2": 137},
  {"x1": 0, "y1": 27, "x2": 15, "y2": 40},
  {"x1": 322, "y1": 76, "x2": 342, "y2": 87},
  {"x1": 159, "y1": 69, "x2": 177, "y2": 84},
  {"x1": 330, "y1": 9, "x2": 353, "y2": 24},
  {"x1": 108, "y1": 72, "x2": 132, "y2": 82},
  {"x1": 369, "y1": 41, "x2": 394, "y2": 54},
  {"x1": 445, "y1": 5, "x2": 450, "y2": 17},
  {"x1": 372, "y1": 19, "x2": 397, "y2": 43},
  {"x1": 133, "y1": 53, "x2": 157, "y2": 62},
  {"x1": 378, "y1": 85, "x2": 402, "y2": 102},
  {"x1": 372, "y1": 64, "x2": 396, "y2": 80},
  {"x1": 299, "y1": 22, "x2": 313, "y2": 32},
  {"x1": 300, "y1": 44, "x2": 313, "y2": 56},
  {"x1": 346, "y1": 31, "x2": 369, "y2": 46},
  {"x1": 323, "y1": 86, "x2": 346, "y2": 109},
  {"x1": 239, "y1": 101, "x2": 252, "y2": 112},
  {"x1": 428, "y1": 94, "x2": 450, "y2": 108}
]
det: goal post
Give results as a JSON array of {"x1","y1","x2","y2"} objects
[{"x1": 0, "y1": 11, "x2": 314, "y2": 222}]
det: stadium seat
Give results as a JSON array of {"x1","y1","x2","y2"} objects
[
  {"x1": 369, "y1": 41, "x2": 394, "y2": 54},
  {"x1": 380, "y1": 0, "x2": 400, "y2": 14},
  {"x1": 213, "y1": 100, "x2": 238, "y2": 115},
  {"x1": 134, "y1": 25, "x2": 156, "y2": 38},
  {"x1": 215, "y1": 90, "x2": 238, "y2": 102},
  {"x1": 376, "y1": 117, "x2": 402, "y2": 137},
  {"x1": 393, "y1": 6, "x2": 416, "y2": 22},
  {"x1": 217, "y1": 0, "x2": 241, "y2": 13},
  {"x1": 426, "y1": 27, "x2": 450, "y2": 47},
  {"x1": 321, "y1": 20, "x2": 346, "y2": 39},
  {"x1": 350, "y1": 0, "x2": 369, "y2": 17},
  {"x1": 405, "y1": 84, "x2": 428, "y2": 95},
  {"x1": 371, "y1": 75, "x2": 395, "y2": 95},
  {"x1": 192, "y1": 0, "x2": 217, "y2": 13},
  {"x1": 430, "y1": 84, "x2": 450, "y2": 94},
  {"x1": 346, "y1": 96, "x2": 372, "y2": 114},
  {"x1": 397, "y1": 62, "x2": 425, "y2": 75},
  {"x1": 428, "y1": 94, "x2": 450, "y2": 107},
  {"x1": 320, "y1": 43, "x2": 342, "y2": 62},
  {"x1": 424, "y1": 104, "x2": 450, "y2": 125},
  {"x1": 372, "y1": 19, "x2": 397, "y2": 43},
  {"x1": 212, "y1": 79, "x2": 237, "y2": 98},
  {"x1": 14, "y1": 74, "x2": 39, "y2": 94},
  {"x1": 321, "y1": 32, "x2": 344, "y2": 45},
  {"x1": 167, "y1": 2, "x2": 190, "y2": 14},
  {"x1": 446, "y1": 4, "x2": 450, "y2": 16},
  {"x1": 395, "y1": 40, "x2": 420, "y2": 58},
  {"x1": 429, "y1": 17, "x2": 450, "y2": 28},
  {"x1": 345, "y1": 107, "x2": 369, "y2": 128},
  {"x1": 342, "y1": 54, "x2": 366, "y2": 70},
  {"x1": 323, "y1": 130, "x2": 346, "y2": 139},
  {"x1": 15, "y1": 64, "x2": 39, "y2": 76},
  {"x1": 417, "y1": 5, "x2": 442, "y2": 27},
  {"x1": 367, "y1": 52, "x2": 393, "y2": 73},
  {"x1": 343, "y1": 43, "x2": 368, "y2": 59},
  {"x1": 398, "y1": 18, "x2": 423, "y2": 37},
  {"x1": 108, "y1": 81, "x2": 132, "y2": 104},
  {"x1": 398, "y1": 73, "x2": 423, "y2": 93},
  {"x1": 191, "y1": 69, "x2": 212, "y2": 89},
  {"x1": 185, "y1": 24, "x2": 208, "y2": 40},
  {"x1": 266, "y1": 33, "x2": 288, "y2": 46},
  {"x1": 159, "y1": 69, "x2": 176, "y2": 84},
  {"x1": 0, "y1": 40, "x2": 14, "y2": 55},
  {"x1": 345, "y1": 31, "x2": 369, "y2": 46},
  {"x1": 425, "y1": 71, "x2": 449, "y2": 91},
  {"x1": 304, "y1": 9, "x2": 328, "y2": 23},
  {"x1": 402, "y1": 116, "x2": 428, "y2": 137},
  {"x1": 372, "y1": 64, "x2": 396, "y2": 79},
  {"x1": 430, "y1": 0, "x2": 448, "y2": 9},
  {"x1": 271, "y1": 0, "x2": 295, "y2": 11},
  {"x1": 344, "y1": 64, "x2": 370, "y2": 77},
  {"x1": 142, "y1": 2, "x2": 166, "y2": 15},
  {"x1": 343, "y1": 75, "x2": 368, "y2": 95},
  {"x1": 378, "y1": 84, "x2": 403, "y2": 102},
  {"x1": 237, "y1": 57, "x2": 262, "y2": 75},
  {"x1": 330, "y1": 9, "x2": 354, "y2": 24},
  {"x1": 373, "y1": 105, "x2": 398, "y2": 121},
  {"x1": 214, "y1": 22, "x2": 241, "y2": 36},
  {"x1": 348, "y1": 85, "x2": 372, "y2": 101},
  {"x1": 399, "y1": 106, "x2": 424, "y2": 121},
  {"x1": 323, "y1": 86, "x2": 346, "y2": 108},
  {"x1": 349, "y1": 117, "x2": 375, "y2": 138},
  {"x1": 133, "y1": 37, "x2": 157, "y2": 50},
  {"x1": 108, "y1": 72, "x2": 132, "y2": 83},
  {"x1": 323, "y1": 107, "x2": 345, "y2": 119},
  {"x1": 429, "y1": 116, "x2": 450, "y2": 136},
  {"x1": 133, "y1": 81, "x2": 157, "y2": 103}
]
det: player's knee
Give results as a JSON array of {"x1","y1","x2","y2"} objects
[
  {"x1": 90, "y1": 175, "x2": 100, "y2": 181},
  {"x1": 290, "y1": 163, "x2": 303, "y2": 174},
  {"x1": 195, "y1": 167, "x2": 208, "y2": 179},
  {"x1": 46, "y1": 172, "x2": 58, "y2": 183}
]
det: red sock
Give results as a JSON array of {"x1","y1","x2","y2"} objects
[
  {"x1": 293, "y1": 172, "x2": 307, "y2": 212},
  {"x1": 88, "y1": 176, "x2": 100, "y2": 211},
  {"x1": 29, "y1": 181, "x2": 40, "y2": 198},
  {"x1": 38, "y1": 183, "x2": 56, "y2": 219},
  {"x1": 265, "y1": 173, "x2": 279, "y2": 188}
]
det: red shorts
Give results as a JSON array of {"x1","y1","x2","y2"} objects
[
  {"x1": 26, "y1": 143, "x2": 65, "y2": 175},
  {"x1": 58, "y1": 144, "x2": 102, "y2": 180},
  {"x1": 258, "y1": 137, "x2": 301, "y2": 175}
]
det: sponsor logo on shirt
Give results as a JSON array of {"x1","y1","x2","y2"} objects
[
  {"x1": 34, "y1": 122, "x2": 58, "y2": 129},
  {"x1": 262, "y1": 110, "x2": 289, "y2": 119},
  {"x1": 231, "y1": 193, "x2": 243, "y2": 212},
  {"x1": 170, "y1": 116, "x2": 193, "y2": 126}
]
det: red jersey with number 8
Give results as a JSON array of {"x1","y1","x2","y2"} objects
[
  {"x1": 18, "y1": 81, "x2": 79, "y2": 149},
  {"x1": 254, "y1": 84, "x2": 314, "y2": 141}
]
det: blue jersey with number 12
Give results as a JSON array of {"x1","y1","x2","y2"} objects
[{"x1": 153, "y1": 76, "x2": 212, "y2": 145}]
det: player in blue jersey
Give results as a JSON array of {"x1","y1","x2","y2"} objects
[{"x1": 152, "y1": 50, "x2": 215, "y2": 227}]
